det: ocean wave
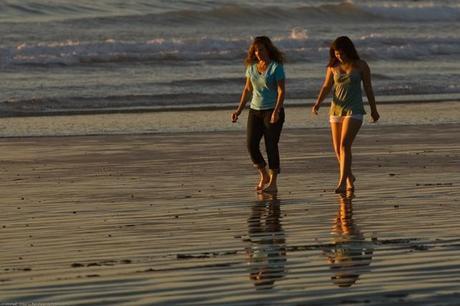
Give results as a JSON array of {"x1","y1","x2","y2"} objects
[
  {"x1": 2, "y1": 1, "x2": 458, "y2": 24},
  {"x1": 87, "y1": 2, "x2": 460, "y2": 24},
  {"x1": 0, "y1": 2, "x2": 372, "y2": 23},
  {"x1": 2, "y1": 33, "x2": 459, "y2": 67},
  {"x1": 145, "y1": 3, "x2": 378, "y2": 25},
  {"x1": 2, "y1": 84, "x2": 459, "y2": 117},
  {"x1": 0, "y1": 1, "x2": 105, "y2": 21},
  {"x1": 357, "y1": 2, "x2": 460, "y2": 22},
  {"x1": 0, "y1": 94, "x2": 239, "y2": 117},
  {"x1": 0, "y1": 0, "x2": 174, "y2": 22}
]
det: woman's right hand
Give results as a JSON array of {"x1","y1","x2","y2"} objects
[
  {"x1": 311, "y1": 103, "x2": 320, "y2": 115},
  {"x1": 231, "y1": 110, "x2": 240, "y2": 123}
]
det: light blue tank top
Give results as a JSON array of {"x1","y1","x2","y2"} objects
[
  {"x1": 330, "y1": 69, "x2": 366, "y2": 116},
  {"x1": 246, "y1": 62, "x2": 285, "y2": 110}
]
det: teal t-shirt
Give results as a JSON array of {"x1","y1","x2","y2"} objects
[{"x1": 246, "y1": 62, "x2": 285, "y2": 110}]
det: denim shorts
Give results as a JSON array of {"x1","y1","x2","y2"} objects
[{"x1": 329, "y1": 114, "x2": 363, "y2": 123}]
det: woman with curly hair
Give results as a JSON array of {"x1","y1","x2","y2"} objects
[{"x1": 232, "y1": 36, "x2": 286, "y2": 194}]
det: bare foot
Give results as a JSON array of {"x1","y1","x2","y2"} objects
[
  {"x1": 346, "y1": 174, "x2": 356, "y2": 191},
  {"x1": 262, "y1": 184, "x2": 278, "y2": 194},
  {"x1": 345, "y1": 189, "x2": 355, "y2": 198},
  {"x1": 335, "y1": 183, "x2": 347, "y2": 194},
  {"x1": 255, "y1": 176, "x2": 270, "y2": 191}
]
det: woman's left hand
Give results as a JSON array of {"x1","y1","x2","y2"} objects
[
  {"x1": 270, "y1": 111, "x2": 279, "y2": 124},
  {"x1": 371, "y1": 110, "x2": 380, "y2": 123}
]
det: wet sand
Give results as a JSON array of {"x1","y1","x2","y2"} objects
[{"x1": 1, "y1": 123, "x2": 460, "y2": 305}]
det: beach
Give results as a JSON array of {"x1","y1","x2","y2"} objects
[
  {"x1": 1, "y1": 107, "x2": 459, "y2": 305},
  {"x1": 1, "y1": 0, "x2": 460, "y2": 304}
]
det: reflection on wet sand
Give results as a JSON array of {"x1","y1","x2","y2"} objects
[
  {"x1": 246, "y1": 193, "x2": 286, "y2": 290},
  {"x1": 324, "y1": 192, "x2": 374, "y2": 287}
]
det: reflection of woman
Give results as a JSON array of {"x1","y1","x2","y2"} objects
[
  {"x1": 324, "y1": 192, "x2": 373, "y2": 287},
  {"x1": 232, "y1": 36, "x2": 285, "y2": 193},
  {"x1": 246, "y1": 193, "x2": 286, "y2": 290},
  {"x1": 311, "y1": 36, "x2": 380, "y2": 193}
]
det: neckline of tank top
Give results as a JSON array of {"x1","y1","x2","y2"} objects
[
  {"x1": 256, "y1": 61, "x2": 273, "y2": 75},
  {"x1": 335, "y1": 69, "x2": 360, "y2": 77}
]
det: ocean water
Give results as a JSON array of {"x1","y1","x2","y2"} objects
[{"x1": 0, "y1": 0, "x2": 459, "y2": 116}]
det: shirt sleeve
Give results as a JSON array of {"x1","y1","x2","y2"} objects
[
  {"x1": 275, "y1": 64, "x2": 285, "y2": 81},
  {"x1": 245, "y1": 66, "x2": 251, "y2": 78}
]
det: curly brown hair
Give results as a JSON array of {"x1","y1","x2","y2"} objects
[{"x1": 244, "y1": 36, "x2": 284, "y2": 67}]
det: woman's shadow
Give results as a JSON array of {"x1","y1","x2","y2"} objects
[
  {"x1": 323, "y1": 191, "x2": 374, "y2": 287},
  {"x1": 246, "y1": 193, "x2": 286, "y2": 290}
]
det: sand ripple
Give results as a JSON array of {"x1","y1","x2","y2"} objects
[{"x1": 1, "y1": 124, "x2": 459, "y2": 305}]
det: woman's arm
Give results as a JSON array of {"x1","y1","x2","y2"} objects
[
  {"x1": 270, "y1": 79, "x2": 285, "y2": 123},
  {"x1": 232, "y1": 77, "x2": 252, "y2": 122},
  {"x1": 360, "y1": 60, "x2": 380, "y2": 122},
  {"x1": 312, "y1": 67, "x2": 334, "y2": 114}
]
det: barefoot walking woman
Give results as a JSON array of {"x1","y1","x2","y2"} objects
[
  {"x1": 232, "y1": 36, "x2": 285, "y2": 193},
  {"x1": 312, "y1": 36, "x2": 380, "y2": 193}
]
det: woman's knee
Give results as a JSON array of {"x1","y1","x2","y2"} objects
[
  {"x1": 247, "y1": 142, "x2": 260, "y2": 154},
  {"x1": 340, "y1": 141, "x2": 352, "y2": 152},
  {"x1": 265, "y1": 139, "x2": 280, "y2": 154}
]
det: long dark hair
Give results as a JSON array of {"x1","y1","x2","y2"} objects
[
  {"x1": 327, "y1": 36, "x2": 360, "y2": 67},
  {"x1": 245, "y1": 36, "x2": 284, "y2": 67}
]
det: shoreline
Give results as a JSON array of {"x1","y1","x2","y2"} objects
[
  {"x1": 0, "y1": 100, "x2": 459, "y2": 138},
  {"x1": 0, "y1": 122, "x2": 458, "y2": 140},
  {"x1": 0, "y1": 96, "x2": 459, "y2": 118}
]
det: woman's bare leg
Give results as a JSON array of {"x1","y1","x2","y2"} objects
[
  {"x1": 262, "y1": 169, "x2": 278, "y2": 193},
  {"x1": 331, "y1": 121, "x2": 356, "y2": 188},
  {"x1": 330, "y1": 122, "x2": 342, "y2": 162},
  {"x1": 336, "y1": 118, "x2": 362, "y2": 193},
  {"x1": 256, "y1": 166, "x2": 270, "y2": 191}
]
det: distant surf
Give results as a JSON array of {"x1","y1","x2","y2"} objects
[
  {"x1": 2, "y1": 34, "x2": 459, "y2": 67},
  {"x1": 1, "y1": 2, "x2": 459, "y2": 22},
  {"x1": 0, "y1": 0, "x2": 459, "y2": 118}
]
